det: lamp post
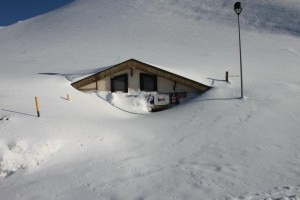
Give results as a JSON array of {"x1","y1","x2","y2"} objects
[{"x1": 234, "y1": 2, "x2": 243, "y2": 99}]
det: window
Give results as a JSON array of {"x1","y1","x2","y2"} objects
[
  {"x1": 140, "y1": 73, "x2": 157, "y2": 91},
  {"x1": 111, "y1": 74, "x2": 128, "y2": 92}
]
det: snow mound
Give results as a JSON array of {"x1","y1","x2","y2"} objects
[
  {"x1": 228, "y1": 186, "x2": 300, "y2": 200},
  {"x1": 96, "y1": 91, "x2": 152, "y2": 114},
  {"x1": 0, "y1": 139, "x2": 61, "y2": 178}
]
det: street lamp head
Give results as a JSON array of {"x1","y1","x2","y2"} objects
[{"x1": 234, "y1": 2, "x2": 242, "y2": 15}]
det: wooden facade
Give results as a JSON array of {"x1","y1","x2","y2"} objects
[{"x1": 71, "y1": 59, "x2": 211, "y2": 93}]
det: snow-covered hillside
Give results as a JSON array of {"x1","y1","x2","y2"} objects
[{"x1": 1, "y1": 0, "x2": 300, "y2": 199}]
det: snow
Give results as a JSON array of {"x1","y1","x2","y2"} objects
[
  {"x1": 0, "y1": 0, "x2": 300, "y2": 199},
  {"x1": 0, "y1": 139, "x2": 61, "y2": 178},
  {"x1": 97, "y1": 91, "x2": 152, "y2": 114}
]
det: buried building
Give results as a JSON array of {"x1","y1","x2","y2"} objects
[{"x1": 71, "y1": 59, "x2": 211, "y2": 111}]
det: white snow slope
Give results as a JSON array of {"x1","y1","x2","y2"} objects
[{"x1": 1, "y1": 0, "x2": 300, "y2": 199}]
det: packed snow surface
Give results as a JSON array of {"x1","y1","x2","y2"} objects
[{"x1": 1, "y1": 0, "x2": 300, "y2": 199}]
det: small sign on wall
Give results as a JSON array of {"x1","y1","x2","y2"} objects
[{"x1": 154, "y1": 94, "x2": 170, "y2": 106}]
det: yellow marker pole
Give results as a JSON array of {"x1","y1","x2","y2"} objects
[
  {"x1": 35, "y1": 96, "x2": 40, "y2": 117},
  {"x1": 67, "y1": 94, "x2": 70, "y2": 101}
]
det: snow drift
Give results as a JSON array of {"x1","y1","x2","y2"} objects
[
  {"x1": 0, "y1": 0, "x2": 300, "y2": 199},
  {"x1": 0, "y1": 139, "x2": 61, "y2": 177}
]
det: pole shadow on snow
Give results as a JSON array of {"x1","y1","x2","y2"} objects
[
  {"x1": 207, "y1": 77, "x2": 226, "y2": 82},
  {"x1": 1, "y1": 109, "x2": 37, "y2": 117},
  {"x1": 191, "y1": 97, "x2": 241, "y2": 103},
  {"x1": 60, "y1": 97, "x2": 68, "y2": 101}
]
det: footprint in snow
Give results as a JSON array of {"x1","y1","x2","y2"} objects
[
  {"x1": 0, "y1": 116, "x2": 9, "y2": 121},
  {"x1": 8, "y1": 143, "x2": 24, "y2": 154}
]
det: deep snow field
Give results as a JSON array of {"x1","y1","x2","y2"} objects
[{"x1": 1, "y1": 0, "x2": 300, "y2": 199}]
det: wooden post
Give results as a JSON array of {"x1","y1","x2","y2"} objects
[
  {"x1": 67, "y1": 94, "x2": 70, "y2": 101},
  {"x1": 225, "y1": 71, "x2": 229, "y2": 83},
  {"x1": 130, "y1": 67, "x2": 133, "y2": 77},
  {"x1": 173, "y1": 81, "x2": 177, "y2": 91},
  {"x1": 35, "y1": 96, "x2": 40, "y2": 117}
]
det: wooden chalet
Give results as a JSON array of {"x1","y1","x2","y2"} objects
[{"x1": 71, "y1": 59, "x2": 211, "y2": 109}]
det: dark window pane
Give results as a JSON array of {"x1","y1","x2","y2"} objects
[
  {"x1": 114, "y1": 78, "x2": 126, "y2": 91},
  {"x1": 140, "y1": 74, "x2": 157, "y2": 91},
  {"x1": 111, "y1": 74, "x2": 128, "y2": 92}
]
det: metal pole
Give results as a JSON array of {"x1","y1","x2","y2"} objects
[{"x1": 238, "y1": 14, "x2": 243, "y2": 98}]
